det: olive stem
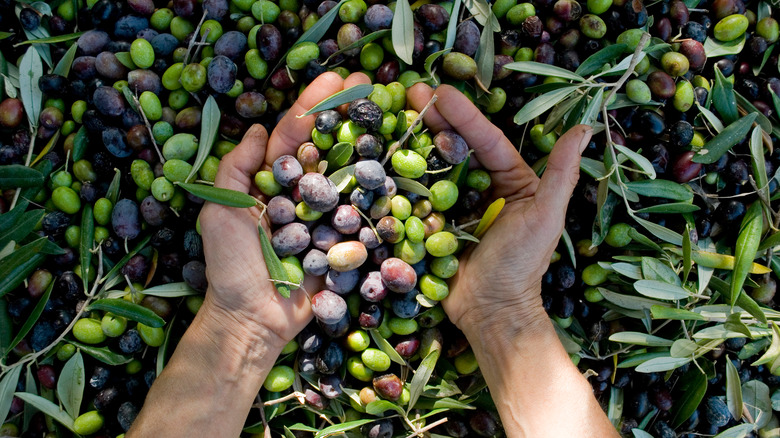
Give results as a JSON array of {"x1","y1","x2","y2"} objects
[
  {"x1": 352, "y1": 205, "x2": 383, "y2": 244},
  {"x1": 388, "y1": 94, "x2": 439, "y2": 161},
  {"x1": 263, "y1": 391, "x2": 306, "y2": 406},
  {"x1": 131, "y1": 91, "x2": 165, "y2": 164},
  {"x1": 404, "y1": 417, "x2": 449, "y2": 438},
  {"x1": 183, "y1": 11, "x2": 208, "y2": 65}
]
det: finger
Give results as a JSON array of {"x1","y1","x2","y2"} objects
[
  {"x1": 344, "y1": 72, "x2": 372, "y2": 88},
  {"x1": 534, "y1": 124, "x2": 592, "y2": 218},
  {"x1": 407, "y1": 83, "x2": 451, "y2": 132},
  {"x1": 214, "y1": 123, "x2": 269, "y2": 193},
  {"x1": 266, "y1": 72, "x2": 345, "y2": 165}
]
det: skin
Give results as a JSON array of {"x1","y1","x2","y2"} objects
[{"x1": 128, "y1": 73, "x2": 617, "y2": 437}]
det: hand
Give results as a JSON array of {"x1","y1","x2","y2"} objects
[
  {"x1": 199, "y1": 72, "x2": 373, "y2": 348},
  {"x1": 407, "y1": 84, "x2": 593, "y2": 339}
]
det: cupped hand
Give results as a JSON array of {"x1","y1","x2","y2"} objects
[
  {"x1": 407, "y1": 84, "x2": 593, "y2": 337},
  {"x1": 199, "y1": 72, "x2": 372, "y2": 348}
]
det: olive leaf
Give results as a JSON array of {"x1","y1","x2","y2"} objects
[
  {"x1": 683, "y1": 225, "x2": 692, "y2": 284},
  {"x1": 635, "y1": 356, "x2": 691, "y2": 373},
  {"x1": 0, "y1": 364, "x2": 22, "y2": 424},
  {"x1": 325, "y1": 142, "x2": 354, "y2": 173},
  {"x1": 0, "y1": 164, "x2": 44, "y2": 189},
  {"x1": 543, "y1": 94, "x2": 581, "y2": 135},
  {"x1": 257, "y1": 221, "x2": 291, "y2": 298},
  {"x1": 70, "y1": 126, "x2": 89, "y2": 162},
  {"x1": 734, "y1": 92, "x2": 776, "y2": 137},
  {"x1": 321, "y1": 30, "x2": 390, "y2": 65},
  {"x1": 514, "y1": 86, "x2": 577, "y2": 126},
  {"x1": 5, "y1": 279, "x2": 52, "y2": 355},
  {"x1": 650, "y1": 306, "x2": 705, "y2": 321},
  {"x1": 606, "y1": 93, "x2": 662, "y2": 110},
  {"x1": 392, "y1": 177, "x2": 432, "y2": 197},
  {"x1": 314, "y1": 419, "x2": 375, "y2": 438},
  {"x1": 614, "y1": 144, "x2": 656, "y2": 179},
  {"x1": 79, "y1": 204, "x2": 94, "y2": 293},
  {"x1": 599, "y1": 288, "x2": 672, "y2": 311},
  {"x1": 635, "y1": 203, "x2": 700, "y2": 214},
  {"x1": 15, "y1": 31, "x2": 84, "y2": 45},
  {"x1": 105, "y1": 168, "x2": 121, "y2": 205},
  {"x1": 580, "y1": 87, "x2": 604, "y2": 127},
  {"x1": 156, "y1": 314, "x2": 176, "y2": 376},
  {"x1": 641, "y1": 257, "x2": 679, "y2": 285},
  {"x1": 176, "y1": 183, "x2": 258, "y2": 208},
  {"x1": 365, "y1": 400, "x2": 404, "y2": 416},
  {"x1": 725, "y1": 354, "x2": 743, "y2": 421},
  {"x1": 140, "y1": 282, "x2": 199, "y2": 298},
  {"x1": 0, "y1": 209, "x2": 45, "y2": 250},
  {"x1": 19, "y1": 46, "x2": 43, "y2": 128},
  {"x1": 632, "y1": 430, "x2": 654, "y2": 438},
  {"x1": 712, "y1": 66, "x2": 738, "y2": 124},
  {"x1": 474, "y1": 22, "x2": 495, "y2": 93},
  {"x1": 114, "y1": 52, "x2": 136, "y2": 69},
  {"x1": 328, "y1": 164, "x2": 356, "y2": 192},
  {"x1": 704, "y1": 35, "x2": 746, "y2": 58},
  {"x1": 13, "y1": 392, "x2": 74, "y2": 432},
  {"x1": 750, "y1": 126, "x2": 769, "y2": 198},
  {"x1": 754, "y1": 43, "x2": 775, "y2": 77},
  {"x1": 0, "y1": 237, "x2": 47, "y2": 299},
  {"x1": 670, "y1": 365, "x2": 708, "y2": 427},
  {"x1": 632, "y1": 216, "x2": 683, "y2": 246},
  {"x1": 561, "y1": 229, "x2": 576, "y2": 268},
  {"x1": 473, "y1": 197, "x2": 504, "y2": 239},
  {"x1": 30, "y1": 129, "x2": 61, "y2": 167},
  {"x1": 121, "y1": 85, "x2": 139, "y2": 113},
  {"x1": 0, "y1": 301, "x2": 11, "y2": 354},
  {"x1": 443, "y1": 0, "x2": 462, "y2": 50},
  {"x1": 87, "y1": 299, "x2": 165, "y2": 327},
  {"x1": 624, "y1": 179, "x2": 692, "y2": 201},
  {"x1": 368, "y1": 329, "x2": 405, "y2": 366},
  {"x1": 101, "y1": 235, "x2": 151, "y2": 286},
  {"x1": 463, "y1": 0, "x2": 499, "y2": 29},
  {"x1": 600, "y1": 51, "x2": 647, "y2": 76},
  {"x1": 407, "y1": 349, "x2": 440, "y2": 412},
  {"x1": 186, "y1": 96, "x2": 220, "y2": 183},
  {"x1": 731, "y1": 202, "x2": 763, "y2": 307},
  {"x1": 592, "y1": 189, "x2": 617, "y2": 247},
  {"x1": 618, "y1": 352, "x2": 669, "y2": 368},
  {"x1": 391, "y1": 0, "x2": 414, "y2": 65},
  {"x1": 503, "y1": 61, "x2": 585, "y2": 82},
  {"x1": 742, "y1": 380, "x2": 772, "y2": 429},
  {"x1": 68, "y1": 341, "x2": 133, "y2": 366},
  {"x1": 23, "y1": 363, "x2": 36, "y2": 431},
  {"x1": 299, "y1": 84, "x2": 375, "y2": 117},
  {"x1": 57, "y1": 351, "x2": 84, "y2": 419},
  {"x1": 607, "y1": 387, "x2": 623, "y2": 428},
  {"x1": 576, "y1": 43, "x2": 627, "y2": 77},
  {"x1": 608, "y1": 332, "x2": 674, "y2": 347},
  {"x1": 52, "y1": 42, "x2": 78, "y2": 77},
  {"x1": 423, "y1": 48, "x2": 450, "y2": 85}
]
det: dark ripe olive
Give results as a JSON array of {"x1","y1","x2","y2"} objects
[
  {"x1": 498, "y1": 30, "x2": 521, "y2": 56},
  {"x1": 72, "y1": 56, "x2": 97, "y2": 80},
  {"x1": 679, "y1": 40, "x2": 706, "y2": 71},
  {"x1": 315, "y1": 342, "x2": 344, "y2": 375},
  {"x1": 373, "y1": 374, "x2": 403, "y2": 401},
  {"x1": 672, "y1": 151, "x2": 702, "y2": 183},
  {"x1": 726, "y1": 159, "x2": 750, "y2": 186},
  {"x1": 317, "y1": 0, "x2": 337, "y2": 16},
  {"x1": 668, "y1": 120, "x2": 693, "y2": 148},
  {"x1": 175, "y1": 106, "x2": 202, "y2": 130},
  {"x1": 553, "y1": 0, "x2": 582, "y2": 22},
  {"x1": 637, "y1": 110, "x2": 666, "y2": 136},
  {"x1": 711, "y1": 0, "x2": 744, "y2": 20},
  {"x1": 91, "y1": 0, "x2": 120, "y2": 29},
  {"x1": 128, "y1": 69, "x2": 162, "y2": 95},
  {"x1": 394, "y1": 335, "x2": 420, "y2": 357},
  {"x1": 362, "y1": 419, "x2": 393, "y2": 438},
  {"x1": 140, "y1": 196, "x2": 168, "y2": 226},
  {"x1": 337, "y1": 23, "x2": 363, "y2": 57},
  {"x1": 647, "y1": 71, "x2": 676, "y2": 99},
  {"x1": 706, "y1": 153, "x2": 729, "y2": 173},
  {"x1": 682, "y1": 21, "x2": 707, "y2": 43},
  {"x1": 235, "y1": 92, "x2": 267, "y2": 118},
  {"x1": 49, "y1": 16, "x2": 69, "y2": 35},
  {"x1": 694, "y1": 86, "x2": 708, "y2": 106},
  {"x1": 737, "y1": 78, "x2": 760, "y2": 101},
  {"x1": 318, "y1": 312, "x2": 350, "y2": 338},
  {"x1": 652, "y1": 17, "x2": 672, "y2": 41},
  {"x1": 115, "y1": 16, "x2": 150, "y2": 40},
  {"x1": 182, "y1": 260, "x2": 208, "y2": 292},
  {"x1": 415, "y1": 4, "x2": 449, "y2": 33},
  {"x1": 375, "y1": 60, "x2": 400, "y2": 84},
  {"x1": 603, "y1": 10, "x2": 625, "y2": 36},
  {"x1": 669, "y1": 0, "x2": 689, "y2": 28},
  {"x1": 173, "y1": 0, "x2": 197, "y2": 17},
  {"x1": 207, "y1": 55, "x2": 237, "y2": 94},
  {"x1": 77, "y1": 30, "x2": 110, "y2": 55},
  {"x1": 469, "y1": 411, "x2": 498, "y2": 437},
  {"x1": 421, "y1": 40, "x2": 443, "y2": 63},
  {"x1": 121, "y1": 254, "x2": 148, "y2": 282},
  {"x1": 315, "y1": 110, "x2": 342, "y2": 134},
  {"x1": 522, "y1": 16, "x2": 544, "y2": 42},
  {"x1": 0, "y1": 99, "x2": 24, "y2": 128},
  {"x1": 210, "y1": 31, "x2": 246, "y2": 61},
  {"x1": 270, "y1": 68, "x2": 297, "y2": 90},
  {"x1": 651, "y1": 385, "x2": 673, "y2": 411},
  {"x1": 704, "y1": 396, "x2": 731, "y2": 427},
  {"x1": 125, "y1": 125, "x2": 150, "y2": 152},
  {"x1": 558, "y1": 29, "x2": 580, "y2": 50},
  {"x1": 258, "y1": 24, "x2": 282, "y2": 61},
  {"x1": 20, "y1": 7, "x2": 41, "y2": 30},
  {"x1": 755, "y1": 100, "x2": 773, "y2": 118},
  {"x1": 38, "y1": 74, "x2": 69, "y2": 97},
  {"x1": 128, "y1": 0, "x2": 155, "y2": 15},
  {"x1": 621, "y1": 0, "x2": 648, "y2": 27},
  {"x1": 364, "y1": 4, "x2": 393, "y2": 31},
  {"x1": 103, "y1": 127, "x2": 132, "y2": 158},
  {"x1": 454, "y1": 20, "x2": 480, "y2": 57},
  {"x1": 534, "y1": 42, "x2": 555, "y2": 65},
  {"x1": 714, "y1": 58, "x2": 734, "y2": 76},
  {"x1": 318, "y1": 38, "x2": 341, "y2": 64},
  {"x1": 94, "y1": 52, "x2": 127, "y2": 80},
  {"x1": 433, "y1": 130, "x2": 468, "y2": 165},
  {"x1": 304, "y1": 59, "x2": 328, "y2": 83},
  {"x1": 558, "y1": 50, "x2": 580, "y2": 71},
  {"x1": 348, "y1": 98, "x2": 383, "y2": 131},
  {"x1": 580, "y1": 38, "x2": 602, "y2": 56},
  {"x1": 493, "y1": 54, "x2": 513, "y2": 80}
]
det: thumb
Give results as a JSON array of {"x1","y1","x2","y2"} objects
[
  {"x1": 213, "y1": 123, "x2": 269, "y2": 193},
  {"x1": 534, "y1": 124, "x2": 592, "y2": 219}
]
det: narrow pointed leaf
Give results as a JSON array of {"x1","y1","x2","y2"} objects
[
  {"x1": 392, "y1": 177, "x2": 432, "y2": 197},
  {"x1": 177, "y1": 183, "x2": 257, "y2": 208},
  {"x1": 68, "y1": 341, "x2": 133, "y2": 365},
  {"x1": 704, "y1": 35, "x2": 746, "y2": 58},
  {"x1": 5, "y1": 279, "x2": 53, "y2": 355},
  {"x1": 299, "y1": 84, "x2": 374, "y2": 117},
  {"x1": 19, "y1": 47, "x2": 43, "y2": 128},
  {"x1": 624, "y1": 179, "x2": 693, "y2": 201},
  {"x1": 635, "y1": 356, "x2": 691, "y2": 373},
  {"x1": 187, "y1": 96, "x2": 220, "y2": 183},
  {"x1": 513, "y1": 86, "x2": 576, "y2": 126},
  {"x1": 670, "y1": 366, "x2": 708, "y2": 427},
  {"x1": 0, "y1": 366, "x2": 22, "y2": 424},
  {"x1": 258, "y1": 223, "x2": 291, "y2": 298},
  {"x1": 369, "y1": 329, "x2": 406, "y2": 366},
  {"x1": 14, "y1": 392, "x2": 74, "y2": 432},
  {"x1": 692, "y1": 113, "x2": 759, "y2": 164},
  {"x1": 0, "y1": 237, "x2": 47, "y2": 299},
  {"x1": 614, "y1": 144, "x2": 656, "y2": 179},
  {"x1": 473, "y1": 197, "x2": 505, "y2": 239},
  {"x1": 0, "y1": 165, "x2": 44, "y2": 189},
  {"x1": 731, "y1": 202, "x2": 763, "y2": 306},
  {"x1": 576, "y1": 43, "x2": 627, "y2": 76},
  {"x1": 408, "y1": 349, "x2": 440, "y2": 412},
  {"x1": 131, "y1": 282, "x2": 198, "y2": 298},
  {"x1": 635, "y1": 202, "x2": 699, "y2": 214},
  {"x1": 474, "y1": 22, "x2": 495, "y2": 91},
  {"x1": 0, "y1": 209, "x2": 45, "y2": 250},
  {"x1": 325, "y1": 142, "x2": 354, "y2": 172},
  {"x1": 52, "y1": 42, "x2": 78, "y2": 77},
  {"x1": 328, "y1": 164, "x2": 356, "y2": 192},
  {"x1": 314, "y1": 419, "x2": 374, "y2": 438},
  {"x1": 87, "y1": 299, "x2": 165, "y2": 327},
  {"x1": 443, "y1": 0, "x2": 462, "y2": 50},
  {"x1": 609, "y1": 331, "x2": 674, "y2": 346},
  {"x1": 391, "y1": 0, "x2": 414, "y2": 64},
  {"x1": 503, "y1": 61, "x2": 585, "y2": 82},
  {"x1": 712, "y1": 66, "x2": 738, "y2": 124},
  {"x1": 650, "y1": 306, "x2": 706, "y2": 321},
  {"x1": 726, "y1": 354, "x2": 743, "y2": 420},
  {"x1": 57, "y1": 352, "x2": 84, "y2": 419},
  {"x1": 696, "y1": 102, "x2": 725, "y2": 132},
  {"x1": 79, "y1": 204, "x2": 94, "y2": 293},
  {"x1": 322, "y1": 30, "x2": 390, "y2": 65}
]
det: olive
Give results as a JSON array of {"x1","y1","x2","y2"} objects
[{"x1": 647, "y1": 71, "x2": 676, "y2": 99}]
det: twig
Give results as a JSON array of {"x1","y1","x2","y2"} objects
[
  {"x1": 381, "y1": 95, "x2": 439, "y2": 165},
  {"x1": 405, "y1": 417, "x2": 449, "y2": 438},
  {"x1": 264, "y1": 391, "x2": 306, "y2": 406},
  {"x1": 183, "y1": 11, "x2": 208, "y2": 65},
  {"x1": 131, "y1": 92, "x2": 165, "y2": 164},
  {"x1": 352, "y1": 205, "x2": 382, "y2": 244}
]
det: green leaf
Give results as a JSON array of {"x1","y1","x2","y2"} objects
[
  {"x1": 68, "y1": 341, "x2": 133, "y2": 365},
  {"x1": 52, "y1": 42, "x2": 78, "y2": 77},
  {"x1": 391, "y1": 0, "x2": 414, "y2": 64},
  {"x1": 670, "y1": 339, "x2": 698, "y2": 357},
  {"x1": 5, "y1": 279, "x2": 53, "y2": 355},
  {"x1": 635, "y1": 356, "x2": 691, "y2": 373},
  {"x1": 408, "y1": 349, "x2": 440, "y2": 412},
  {"x1": 101, "y1": 235, "x2": 151, "y2": 286},
  {"x1": 140, "y1": 282, "x2": 199, "y2": 298},
  {"x1": 696, "y1": 102, "x2": 725, "y2": 133},
  {"x1": 16, "y1": 31, "x2": 84, "y2": 45},
  {"x1": 87, "y1": 299, "x2": 165, "y2": 327},
  {"x1": 650, "y1": 306, "x2": 706, "y2": 321},
  {"x1": 503, "y1": 61, "x2": 585, "y2": 82},
  {"x1": 299, "y1": 84, "x2": 375, "y2": 117},
  {"x1": 365, "y1": 400, "x2": 404, "y2": 416},
  {"x1": 740, "y1": 338, "x2": 771, "y2": 360},
  {"x1": 0, "y1": 366, "x2": 22, "y2": 424},
  {"x1": 57, "y1": 351, "x2": 84, "y2": 419},
  {"x1": 683, "y1": 225, "x2": 692, "y2": 284},
  {"x1": 423, "y1": 48, "x2": 449, "y2": 85},
  {"x1": 670, "y1": 365, "x2": 708, "y2": 427},
  {"x1": 759, "y1": 231, "x2": 780, "y2": 251},
  {"x1": 735, "y1": 91, "x2": 774, "y2": 135},
  {"x1": 0, "y1": 164, "x2": 44, "y2": 189},
  {"x1": 413, "y1": 396, "x2": 475, "y2": 410},
  {"x1": 607, "y1": 387, "x2": 623, "y2": 428},
  {"x1": 543, "y1": 93, "x2": 582, "y2": 135},
  {"x1": 635, "y1": 202, "x2": 699, "y2": 214},
  {"x1": 0, "y1": 301, "x2": 11, "y2": 354},
  {"x1": 641, "y1": 257, "x2": 680, "y2": 285},
  {"x1": 704, "y1": 35, "x2": 746, "y2": 58},
  {"x1": 726, "y1": 354, "x2": 743, "y2": 421},
  {"x1": 176, "y1": 183, "x2": 257, "y2": 208},
  {"x1": 314, "y1": 419, "x2": 375, "y2": 438},
  {"x1": 368, "y1": 329, "x2": 405, "y2": 366},
  {"x1": 713, "y1": 423, "x2": 756, "y2": 438},
  {"x1": 561, "y1": 229, "x2": 576, "y2": 268},
  {"x1": 325, "y1": 142, "x2": 354, "y2": 173},
  {"x1": 121, "y1": 85, "x2": 139, "y2": 113},
  {"x1": 114, "y1": 51, "x2": 136, "y2": 69},
  {"x1": 580, "y1": 87, "x2": 604, "y2": 126},
  {"x1": 599, "y1": 288, "x2": 672, "y2": 311},
  {"x1": 156, "y1": 314, "x2": 175, "y2": 376},
  {"x1": 749, "y1": 126, "x2": 769, "y2": 199},
  {"x1": 443, "y1": 0, "x2": 462, "y2": 50},
  {"x1": 106, "y1": 168, "x2": 121, "y2": 205},
  {"x1": 614, "y1": 144, "x2": 656, "y2": 179},
  {"x1": 79, "y1": 204, "x2": 94, "y2": 293},
  {"x1": 618, "y1": 351, "x2": 670, "y2": 368},
  {"x1": 692, "y1": 113, "x2": 758, "y2": 164},
  {"x1": 258, "y1": 223, "x2": 291, "y2": 298},
  {"x1": 609, "y1": 331, "x2": 674, "y2": 347},
  {"x1": 23, "y1": 363, "x2": 37, "y2": 431},
  {"x1": 19, "y1": 46, "x2": 43, "y2": 128},
  {"x1": 473, "y1": 197, "x2": 504, "y2": 239},
  {"x1": 187, "y1": 96, "x2": 220, "y2": 183},
  {"x1": 71, "y1": 126, "x2": 89, "y2": 162},
  {"x1": 742, "y1": 380, "x2": 772, "y2": 428},
  {"x1": 712, "y1": 66, "x2": 738, "y2": 124},
  {"x1": 0, "y1": 209, "x2": 45, "y2": 250},
  {"x1": 634, "y1": 279, "x2": 692, "y2": 300},
  {"x1": 576, "y1": 43, "x2": 627, "y2": 77},
  {"x1": 14, "y1": 392, "x2": 74, "y2": 432},
  {"x1": 731, "y1": 202, "x2": 763, "y2": 306},
  {"x1": 447, "y1": 154, "x2": 470, "y2": 187},
  {"x1": 322, "y1": 29, "x2": 391, "y2": 65},
  {"x1": 601, "y1": 51, "x2": 647, "y2": 76},
  {"x1": 632, "y1": 216, "x2": 683, "y2": 245},
  {"x1": 392, "y1": 177, "x2": 432, "y2": 197},
  {"x1": 0, "y1": 237, "x2": 47, "y2": 299},
  {"x1": 513, "y1": 86, "x2": 576, "y2": 126},
  {"x1": 328, "y1": 164, "x2": 356, "y2": 192},
  {"x1": 632, "y1": 430, "x2": 654, "y2": 438},
  {"x1": 592, "y1": 190, "x2": 617, "y2": 246}
]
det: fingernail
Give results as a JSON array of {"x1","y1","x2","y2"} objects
[{"x1": 578, "y1": 127, "x2": 593, "y2": 154}]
